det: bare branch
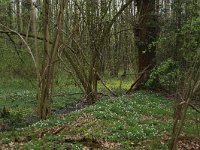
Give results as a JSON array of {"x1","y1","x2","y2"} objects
[
  {"x1": 0, "y1": 24, "x2": 37, "y2": 69},
  {"x1": 0, "y1": 30, "x2": 53, "y2": 44}
]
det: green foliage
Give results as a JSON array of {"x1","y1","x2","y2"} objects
[
  {"x1": 2, "y1": 113, "x2": 30, "y2": 129},
  {"x1": 180, "y1": 16, "x2": 200, "y2": 65},
  {"x1": 146, "y1": 59, "x2": 177, "y2": 90}
]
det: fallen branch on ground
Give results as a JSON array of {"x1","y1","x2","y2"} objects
[
  {"x1": 126, "y1": 65, "x2": 151, "y2": 94},
  {"x1": 53, "y1": 125, "x2": 69, "y2": 135},
  {"x1": 97, "y1": 72, "x2": 118, "y2": 97},
  {"x1": 53, "y1": 92, "x2": 83, "y2": 97}
]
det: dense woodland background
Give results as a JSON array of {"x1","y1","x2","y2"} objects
[{"x1": 0, "y1": 0, "x2": 200, "y2": 149}]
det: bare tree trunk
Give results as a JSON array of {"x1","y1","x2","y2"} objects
[
  {"x1": 37, "y1": 0, "x2": 65, "y2": 119},
  {"x1": 170, "y1": 56, "x2": 200, "y2": 149},
  {"x1": 8, "y1": 0, "x2": 13, "y2": 29},
  {"x1": 16, "y1": 0, "x2": 22, "y2": 32}
]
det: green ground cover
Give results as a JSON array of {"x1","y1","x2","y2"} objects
[{"x1": 0, "y1": 78, "x2": 198, "y2": 149}]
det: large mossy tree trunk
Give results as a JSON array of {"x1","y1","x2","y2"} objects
[
  {"x1": 127, "y1": 0, "x2": 159, "y2": 93},
  {"x1": 135, "y1": 0, "x2": 158, "y2": 72}
]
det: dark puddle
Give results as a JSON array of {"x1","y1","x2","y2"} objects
[
  {"x1": 0, "y1": 100, "x2": 88, "y2": 132},
  {"x1": 53, "y1": 100, "x2": 88, "y2": 115}
]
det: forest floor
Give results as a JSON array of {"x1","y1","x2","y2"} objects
[{"x1": 0, "y1": 78, "x2": 199, "y2": 149}]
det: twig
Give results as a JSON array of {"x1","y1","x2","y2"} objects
[
  {"x1": 0, "y1": 24, "x2": 37, "y2": 70},
  {"x1": 53, "y1": 92, "x2": 83, "y2": 97},
  {"x1": 189, "y1": 103, "x2": 200, "y2": 114}
]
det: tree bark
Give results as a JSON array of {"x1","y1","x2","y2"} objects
[
  {"x1": 127, "y1": 0, "x2": 159, "y2": 92},
  {"x1": 135, "y1": 0, "x2": 158, "y2": 72},
  {"x1": 37, "y1": 0, "x2": 65, "y2": 119}
]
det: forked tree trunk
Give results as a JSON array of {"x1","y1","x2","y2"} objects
[
  {"x1": 62, "y1": 0, "x2": 134, "y2": 103},
  {"x1": 37, "y1": 0, "x2": 65, "y2": 119}
]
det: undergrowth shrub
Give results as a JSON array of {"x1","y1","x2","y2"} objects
[{"x1": 146, "y1": 58, "x2": 177, "y2": 92}]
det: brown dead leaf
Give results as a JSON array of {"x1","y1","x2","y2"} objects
[{"x1": 177, "y1": 136, "x2": 200, "y2": 150}]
